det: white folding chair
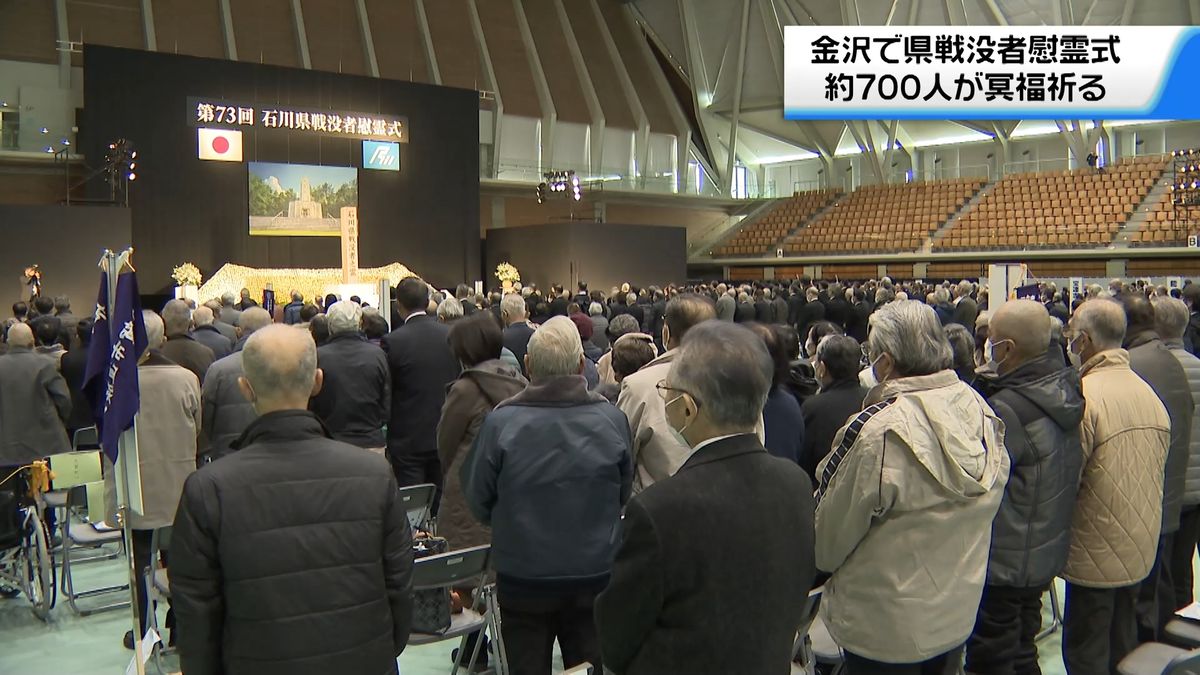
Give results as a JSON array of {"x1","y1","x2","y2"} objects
[
  {"x1": 407, "y1": 544, "x2": 504, "y2": 675},
  {"x1": 60, "y1": 484, "x2": 128, "y2": 615}
]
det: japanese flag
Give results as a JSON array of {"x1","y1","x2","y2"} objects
[{"x1": 197, "y1": 128, "x2": 242, "y2": 162}]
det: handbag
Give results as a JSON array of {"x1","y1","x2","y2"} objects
[{"x1": 411, "y1": 535, "x2": 452, "y2": 634}]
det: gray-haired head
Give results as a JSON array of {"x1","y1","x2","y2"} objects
[
  {"x1": 933, "y1": 286, "x2": 951, "y2": 304},
  {"x1": 242, "y1": 324, "x2": 318, "y2": 411},
  {"x1": 589, "y1": 302, "x2": 604, "y2": 316},
  {"x1": 143, "y1": 310, "x2": 165, "y2": 350},
  {"x1": 437, "y1": 297, "x2": 464, "y2": 322},
  {"x1": 956, "y1": 280, "x2": 973, "y2": 298},
  {"x1": 607, "y1": 313, "x2": 640, "y2": 340},
  {"x1": 326, "y1": 300, "x2": 363, "y2": 334},
  {"x1": 161, "y1": 299, "x2": 192, "y2": 337},
  {"x1": 525, "y1": 316, "x2": 584, "y2": 379},
  {"x1": 221, "y1": 291, "x2": 236, "y2": 306},
  {"x1": 1086, "y1": 284, "x2": 1103, "y2": 298},
  {"x1": 238, "y1": 307, "x2": 273, "y2": 335},
  {"x1": 500, "y1": 293, "x2": 526, "y2": 324},
  {"x1": 54, "y1": 295, "x2": 70, "y2": 312},
  {"x1": 193, "y1": 305, "x2": 215, "y2": 326},
  {"x1": 626, "y1": 292, "x2": 638, "y2": 305},
  {"x1": 670, "y1": 320, "x2": 772, "y2": 429},
  {"x1": 867, "y1": 300, "x2": 953, "y2": 377},
  {"x1": 1071, "y1": 298, "x2": 1126, "y2": 351},
  {"x1": 291, "y1": 290, "x2": 303, "y2": 302},
  {"x1": 1152, "y1": 296, "x2": 1190, "y2": 341}
]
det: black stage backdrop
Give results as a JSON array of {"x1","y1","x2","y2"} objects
[{"x1": 81, "y1": 46, "x2": 480, "y2": 293}]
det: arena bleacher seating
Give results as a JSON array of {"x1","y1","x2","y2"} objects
[
  {"x1": 713, "y1": 189, "x2": 840, "y2": 257},
  {"x1": 935, "y1": 155, "x2": 1169, "y2": 251},
  {"x1": 780, "y1": 178, "x2": 984, "y2": 255}
]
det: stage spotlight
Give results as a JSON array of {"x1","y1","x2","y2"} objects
[
  {"x1": 129, "y1": 162, "x2": 136, "y2": 170},
  {"x1": 39, "y1": 127, "x2": 48, "y2": 134},
  {"x1": 128, "y1": 172, "x2": 136, "y2": 181},
  {"x1": 60, "y1": 139, "x2": 70, "y2": 147},
  {"x1": 131, "y1": 151, "x2": 137, "y2": 159},
  {"x1": 43, "y1": 146, "x2": 52, "y2": 153},
  {"x1": 536, "y1": 182, "x2": 546, "y2": 204}
]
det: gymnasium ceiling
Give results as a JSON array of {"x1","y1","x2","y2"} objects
[{"x1": 631, "y1": 0, "x2": 1196, "y2": 165}]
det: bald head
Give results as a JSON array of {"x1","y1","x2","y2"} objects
[
  {"x1": 161, "y1": 299, "x2": 192, "y2": 336},
  {"x1": 1070, "y1": 298, "x2": 1126, "y2": 366},
  {"x1": 7, "y1": 323, "x2": 32, "y2": 348},
  {"x1": 990, "y1": 300, "x2": 1051, "y2": 368},
  {"x1": 239, "y1": 325, "x2": 322, "y2": 413},
  {"x1": 238, "y1": 307, "x2": 273, "y2": 335}
]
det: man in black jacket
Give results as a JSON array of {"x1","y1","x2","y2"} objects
[
  {"x1": 597, "y1": 320, "x2": 816, "y2": 675},
  {"x1": 383, "y1": 278, "x2": 461, "y2": 493},
  {"x1": 1121, "y1": 292, "x2": 1196, "y2": 642},
  {"x1": 159, "y1": 299, "x2": 215, "y2": 385},
  {"x1": 189, "y1": 306, "x2": 233, "y2": 360},
  {"x1": 844, "y1": 288, "x2": 871, "y2": 342},
  {"x1": 966, "y1": 300, "x2": 1084, "y2": 674},
  {"x1": 171, "y1": 324, "x2": 413, "y2": 675},
  {"x1": 501, "y1": 293, "x2": 537, "y2": 376},
  {"x1": 795, "y1": 287, "x2": 826, "y2": 348},
  {"x1": 800, "y1": 335, "x2": 867, "y2": 483},
  {"x1": 309, "y1": 301, "x2": 390, "y2": 453}
]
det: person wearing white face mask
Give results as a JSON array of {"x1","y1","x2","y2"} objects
[
  {"x1": 814, "y1": 300, "x2": 1010, "y2": 674},
  {"x1": 964, "y1": 300, "x2": 1085, "y2": 674},
  {"x1": 1060, "y1": 299, "x2": 1170, "y2": 674}
]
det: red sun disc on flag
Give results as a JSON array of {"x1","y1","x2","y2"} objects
[{"x1": 212, "y1": 136, "x2": 230, "y2": 154}]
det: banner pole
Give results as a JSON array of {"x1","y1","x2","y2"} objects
[{"x1": 110, "y1": 248, "x2": 147, "y2": 675}]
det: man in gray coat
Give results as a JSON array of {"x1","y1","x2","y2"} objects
[
  {"x1": 0, "y1": 323, "x2": 71, "y2": 466},
  {"x1": 1121, "y1": 292, "x2": 1195, "y2": 642},
  {"x1": 1153, "y1": 296, "x2": 1200, "y2": 610},
  {"x1": 715, "y1": 284, "x2": 735, "y2": 322},
  {"x1": 200, "y1": 307, "x2": 271, "y2": 462}
]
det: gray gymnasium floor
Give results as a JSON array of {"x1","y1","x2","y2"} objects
[{"x1": 3, "y1": 545, "x2": 1163, "y2": 674}]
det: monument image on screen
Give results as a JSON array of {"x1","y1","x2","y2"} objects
[{"x1": 248, "y1": 162, "x2": 357, "y2": 236}]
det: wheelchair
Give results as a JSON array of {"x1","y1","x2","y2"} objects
[{"x1": 0, "y1": 461, "x2": 56, "y2": 620}]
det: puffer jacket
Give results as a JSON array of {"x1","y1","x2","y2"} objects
[
  {"x1": 461, "y1": 375, "x2": 632, "y2": 587},
  {"x1": 815, "y1": 370, "x2": 1010, "y2": 663},
  {"x1": 1126, "y1": 330, "x2": 1194, "y2": 534},
  {"x1": 981, "y1": 355, "x2": 1084, "y2": 588},
  {"x1": 1164, "y1": 338, "x2": 1200, "y2": 506},
  {"x1": 201, "y1": 352, "x2": 257, "y2": 462},
  {"x1": 1063, "y1": 349, "x2": 1170, "y2": 587},
  {"x1": 170, "y1": 411, "x2": 413, "y2": 675},
  {"x1": 435, "y1": 360, "x2": 526, "y2": 550}
]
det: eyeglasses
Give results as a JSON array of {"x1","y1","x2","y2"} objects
[{"x1": 656, "y1": 380, "x2": 700, "y2": 410}]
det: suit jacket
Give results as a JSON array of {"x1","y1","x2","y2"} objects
[
  {"x1": 796, "y1": 300, "x2": 826, "y2": 340},
  {"x1": 952, "y1": 296, "x2": 979, "y2": 329},
  {"x1": 502, "y1": 322, "x2": 537, "y2": 375},
  {"x1": 160, "y1": 334, "x2": 216, "y2": 385},
  {"x1": 191, "y1": 325, "x2": 233, "y2": 361},
  {"x1": 596, "y1": 434, "x2": 816, "y2": 675},
  {"x1": 381, "y1": 314, "x2": 460, "y2": 457},
  {"x1": 734, "y1": 301, "x2": 755, "y2": 324}
]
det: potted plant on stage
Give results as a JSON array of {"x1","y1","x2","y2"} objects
[
  {"x1": 496, "y1": 262, "x2": 520, "y2": 293},
  {"x1": 172, "y1": 262, "x2": 203, "y2": 303}
]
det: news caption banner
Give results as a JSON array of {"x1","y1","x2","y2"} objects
[{"x1": 784, "y1": 26, "x2": 1200, "y2": 120}]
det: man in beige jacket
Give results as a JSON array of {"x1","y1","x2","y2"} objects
[
  {"x1": 815, "y1": 300, "x2": 1010, "y2": 673},
  {"x1": 617, "y1": 294, "x2": 716, "y2": 492},
  {"x1": 1062, "y1": 298, "x2": 1170, "y2": 674}
]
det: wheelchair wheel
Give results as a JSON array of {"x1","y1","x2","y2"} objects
[{"x1": 20, "y1": 509, "x2": 54, "y2": 621}]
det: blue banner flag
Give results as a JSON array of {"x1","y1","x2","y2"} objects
[
  {"x1": 82, "y1": 271, "x2": 110, "y2": 432},
  {"x1": 82, "y1": 267, "x2": 147, "y2": 463}
]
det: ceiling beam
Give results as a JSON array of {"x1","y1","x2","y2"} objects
[
  {"x1": 758, "y1": 0, "x2": 785, "y2": 95},
  {"x1": 1121, "y1": 0, "x2": 1137, "y2": 24},
  {"x1": 981, "y1": 0, "x2": 1009, "y2": 25},
  {"x1": 952, "y1": 120, "x2": 997, "y2": 136},
  {"x1": 884, "y1": 0, "x2": 900, "y2": 25},
  {"x1": 707, "y1": 96, "x2": 783, "y2": 115},
  {"x1": 908, "y1": 0, "x2": 920, "y2": 24},
  {"x1": 725, "y1": 0, "x2": 753, "y2": 194}
]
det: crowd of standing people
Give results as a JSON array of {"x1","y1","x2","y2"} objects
[{"x1": 3, "y1": 273, "x2": 1200, "y2": 674}]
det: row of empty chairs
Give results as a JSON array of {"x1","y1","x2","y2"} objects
[
  {"x1": 713, "y1": 189, "x2": 840, "y2": 257},
  {"x1": 781, "y1": 178, "x2": 984, "y2": 254},
  {"x1": 934, "y1": 155, "x2": 1169, "y2": 251},
  {"x1": 1129, "y1": 195, "x2": 1197, "y2": 247}
]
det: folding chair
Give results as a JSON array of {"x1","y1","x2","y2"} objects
[
  {"x1": 407, "y1": 545, "x2": 503, "y2": 675},
  {"x1": 1036, "y1": 581, "x2": 1063, "y2": 641},
  {"x1": 60, "y1": 484, "x2": 129, "y2": 615},
  {"x1": 398, "y1": 483, "x2": 437, "y2": 533},
  {"x1": 1118, "y1": 644, "x2": 1200, "y2": 674},
  {"x1": 792, "y1": 588, "x2": 824, "y2": 675},
  {"x1": 145, "y1": 526, "x2": 173, "y2": 673},
  {"x1": 45, "y1": 428, "x2": 102, "y2": 536}
]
